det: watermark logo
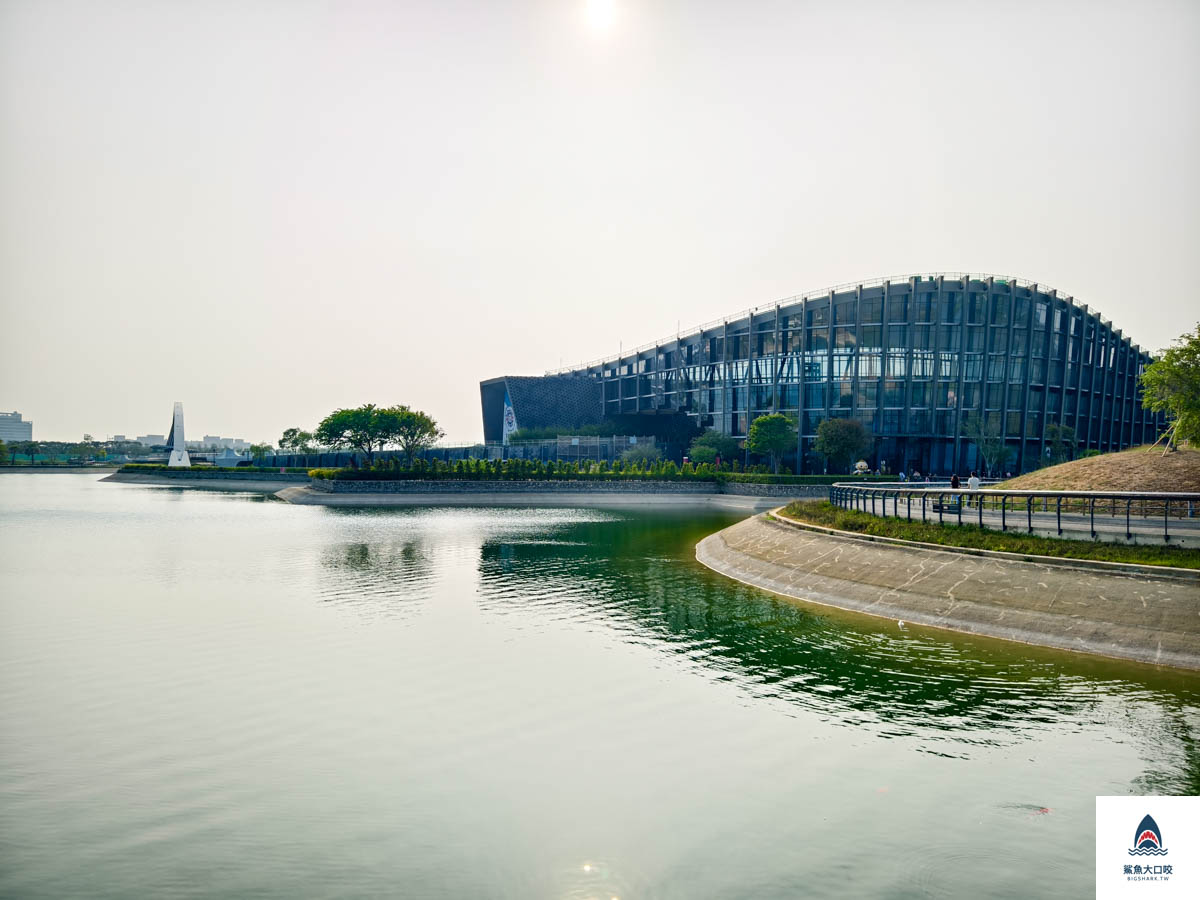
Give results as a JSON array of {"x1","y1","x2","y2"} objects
[
  {"x1": 1130, "y1": 814, "x2": 1168, "y2": 857},
  {"x1": 1097, "y1": 796, "x2": 1197, "y2": 898}
]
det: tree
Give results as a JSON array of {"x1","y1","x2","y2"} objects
[
  {"x1": 746, "y1": 413, "x2": 797, "y2": 474},
  {"x1": 0, "y1": 440, "x2": 7, "y2": 466},
  {"x1": 1141, "y1": 323, "x2": 1200, "y2": 449},
  {"x1": 393, "y1": 406, "x2": 444, "y2": 464},
  {"x1": 813, "y1": 418, "x2": 872, "y2": 474},
  {"x1": 315, "y1": 404, "x2": 394, "y2": 465},
  {"x1": 249, "y1": 443, "x2": 273, "y2": 462},
  {"x1": 962, "y1": 412, "x2": 1011, "y2": 476},
  {"x1": 279, "y1": 427, "x2": 318, "y2": 453},
  {"x1": 689, "y1": 430, "x2": 740, "y2": 466},
  {"x1": 1044, "y1": 422, "x2": 1077, "y2": 465}
]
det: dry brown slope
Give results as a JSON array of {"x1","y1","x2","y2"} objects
[{"x1": 997, "y1": 446, "x2": 1200, "y2": 492}]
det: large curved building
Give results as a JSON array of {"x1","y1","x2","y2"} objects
[{"x1": 481, "y1": 273, "x2": 1165, "y2": 474}]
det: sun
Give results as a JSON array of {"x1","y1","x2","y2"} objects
[{"x1": 584, "y1": 0, "x2": 617, "y2": 32}]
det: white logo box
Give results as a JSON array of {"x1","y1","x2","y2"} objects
[{"x1": 1096, "y1": 796, "x2": 1198, "y2": 899}]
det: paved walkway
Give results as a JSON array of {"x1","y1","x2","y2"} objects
[
  {"x1": 844, "y1": 493, "x2": 1200, "y2": 547},
  {"x1": 696, "y1": 513, "x2": 1200, "y2": 670}
]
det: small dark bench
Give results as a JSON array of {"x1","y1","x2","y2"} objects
[{"x1": 930, "y1": 499, "x2": 962, "y2": 514}]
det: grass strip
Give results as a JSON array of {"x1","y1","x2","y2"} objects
[{"x1": 780, "y1": 502, "x2": 1200, "y2": 570}]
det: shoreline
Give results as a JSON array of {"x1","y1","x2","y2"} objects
[
  {"x1": 697, "y1": 512, "x2": 1200, "y2": 670},
  {"x1": 275, "y1": 484, "x2": 781, "y2": 510},
  {"x1": 102, "y1": 472, "x2": 293, "y2": 493}
]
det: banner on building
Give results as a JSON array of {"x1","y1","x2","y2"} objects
[{"x1": 502, "y1": 391, "x2": 519, "y2": 444}]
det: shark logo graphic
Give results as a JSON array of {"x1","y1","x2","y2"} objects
[{"x1": 1129, "y1": 814, "x2": 1169, "y2": 857}]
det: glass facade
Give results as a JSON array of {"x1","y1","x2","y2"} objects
[{"x1": 556, "y1": 274, "x2": 1165, "y2": 474}]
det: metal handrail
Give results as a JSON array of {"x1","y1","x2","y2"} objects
[
  {"x1": 828, "y1": 482, "x2": 1200, "y2": 543},
  {"x1": 544, "y1": 271, "x2": 1141, "y2": 376}
]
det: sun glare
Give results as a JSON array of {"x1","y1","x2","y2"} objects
[{"x1": 584, "y1": 0, "x2": 617, "y2": 32}]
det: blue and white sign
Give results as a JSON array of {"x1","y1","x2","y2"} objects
[{"x1": 502, "y1": 391, "x2": 518, "y2": 445}]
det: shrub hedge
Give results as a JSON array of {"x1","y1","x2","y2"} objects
[
  {"x1": 306, "y1": 458, "x2": 893, "y2": 485},
  {"x1": 119, "y1": 464, "x2": 311, "y2": 474}
]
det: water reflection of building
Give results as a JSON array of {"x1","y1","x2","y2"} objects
[{"x1": 473, "y1": 512, "x2": 1200, "y2": 776}]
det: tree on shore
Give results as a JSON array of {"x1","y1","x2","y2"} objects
[
  {"x1": 0, "y1": 440, "x2": 7, "y2": 465},
  {"x1": 813, "y1": 418, "x2": 871, "y2": 474},
  {"x1": 1141, "y1": 323, "x2": 1200, "y2": 449},
  {"x1": 249, "y1": 443, "x2": 273, "y2": 462},
  {"x1": 279, "y1": 427, "x2": 318, "y2": 453},
  {"x1": 962, "y1": 412, "x2": 1011, "y2": 476},
  {"x1": 315, "y1": 404, "x2": 443, "y2": 466},
  {"x1": 747, "y1": 414, "x2": 797, "y2": 474},
  {"x1": 688, "y1": 430, "x2": 740, "y2": 467},
  {"x1": 394, "y1": 406, "x2": 444, "y2": 464}
]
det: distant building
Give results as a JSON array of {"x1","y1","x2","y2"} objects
[
  {"x1": 483, "y1": 273, "x2": 1166, "y2": 473},
  {"x1": 0, "y1": 411, "x2": 33, "y2": 443},
  {"x1": 112, "y1": 434, "x2": 127, "y2": 442},
  {"x1": 136, "y1": 434, "x2": 166, "y2": 447}
]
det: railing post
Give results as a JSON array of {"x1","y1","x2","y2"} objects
[
  {"x1": 1001, "y1": 496, "x2": 1006, "y2": 531},
  {"x1": 922, "y1": 493, "x2": 927, "y2": 523},
  {"x1": 907, "y1": 493, "x2": 912, "y2": 521},
  {"x1": 1165, "y1": 499, "x2": 1170, "y2": 543},
  {"x1": 1090, "y1": 498, "x2": 1096, "y2": 539},
  {"x1": 1126, "y1": 499, "x2": 1132, "y2": 540},
  {"x1": 1056, "y1": 495, "x2": 1062, "y2": 535},
  {"x1": 939, "y1": 493, "x2": 944, "y2": 525},
  {"x1": 1027, "y1": 496, "x2": 1033, "y2": 533},
  {"x1": 957, "y1": 492, "x2": 963, "y2": 526},
  {"x1": 977, "y1": 492, "x2": 983, "y2": 528}
]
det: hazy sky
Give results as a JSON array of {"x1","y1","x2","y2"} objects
[{"x1": 2, "y1": 0, "x2": 1197, "y2": 443}]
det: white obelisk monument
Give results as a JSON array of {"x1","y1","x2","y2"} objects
[{"x1": 166, "y1": 401, "x2": 191, "y2": 467}]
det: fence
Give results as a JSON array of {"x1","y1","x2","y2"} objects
[{"x1": 830, "y1": 483, "x2": 1200, "y2": 542}]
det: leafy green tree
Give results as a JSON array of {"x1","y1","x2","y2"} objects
[
  {"x1": 1141, "y1": 323, "x2": 1200, "y2": 448},
  {"x1": 746, "y1": 414, "x2": 797, "y2": 474},
  {"x1": 393, "y1": 406, "x2": 444, "y2": 464},
  {"x1": 249, "y1": 443, "x2": 273, "y2": 462},
  {"x1": 687, "y1": 444, "x2": 718, "y2": 466},
  {"x1": 1044, "y1": 422, "x2": 1077, "y2": 465},
  {"x1": 689, "y1": 430, "x2": 740, "y2": 465},
  {"x1": 279, "y1": 427, "x2": 318, "y2": 453},
  {"x1": 962, "y1": 412, "x2": 1012, "y2": 476},
  {"x1": 315, "y1": 404, "x2": 396, "y2": 465},
  {"x1": 0, "y1": 440, "x2": 7, "y2": 465},
  {"x1": 813, "y1": 418, "x2": 872, "y2": 474}
]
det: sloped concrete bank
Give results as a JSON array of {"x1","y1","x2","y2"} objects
[
  {"x1": 103, "y1": 472, "x2": 305, "y2": 493},
  {"x1": 696, "y1": 513, "x2": 1200, "y2": 670}
]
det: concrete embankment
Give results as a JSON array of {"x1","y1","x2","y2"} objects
[
  {"x1": 697, "y1": 513, "x2": 1200, "y2": 670},
  {"x1": 103, "y1": 472, "x2": 307, "y2": 493}
]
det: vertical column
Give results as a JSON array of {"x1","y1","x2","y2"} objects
[
  {"x1": 1016, "y1": 283, "x2": 1035, "y2": 472},
  {"x1": 721, "y1": 321, "x2": 731, "y2": 435},
  {"x1": 771, "y1": 304, "x2": 781, "y2": 414},
  {"x1": 797, "y1": 298, "x2": 807, "y2": 473}
]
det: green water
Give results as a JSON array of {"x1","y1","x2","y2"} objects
[{"x1": 1, "y1": 473, "x2": 1197, "y2": 898}]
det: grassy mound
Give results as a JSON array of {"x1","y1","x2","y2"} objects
[{"x1": 996, "y1": 446, "x2": 1200, "y2": 493}]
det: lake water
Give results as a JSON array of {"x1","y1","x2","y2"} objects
[{"x1": 1, "y1": 473, "x2": 1198, "y2": 898}]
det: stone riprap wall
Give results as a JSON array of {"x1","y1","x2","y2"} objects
[
  {"x1": 309, "y1": 479, "x2": 832, "y2": 497},
  {"x1": 721, "y1": 483, "x2": 829, "y2": 498},
  {"x1": 311, "y1": 479, "x2": 717, "y2": 494}
]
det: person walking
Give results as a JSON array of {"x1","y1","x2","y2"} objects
[
  {"x1": 967, "y1": 470, "x2": 981, "y2": 507},
  {"x1": 950, "y1": 473, "x2": 960, "y2": 490}
]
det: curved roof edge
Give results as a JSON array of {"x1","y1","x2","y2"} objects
[{"x1": 546, "y1": 271, "x2": 1143, "y2": 375}]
